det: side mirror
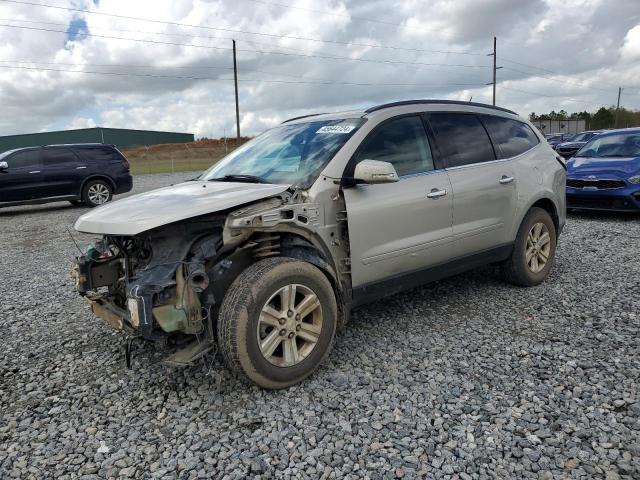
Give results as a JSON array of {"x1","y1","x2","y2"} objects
[
  {"x1": 353, "y1": 159, "x2": 399, "y2": 184},
  {"x1": 0, "y1": 161, "x2": 8, "y2": 172}
]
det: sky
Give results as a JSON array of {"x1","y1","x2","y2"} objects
[{"x1": 0, "y1": 0, "x2": 639, "y2": 138}]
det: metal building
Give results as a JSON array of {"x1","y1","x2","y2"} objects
[{"x1": 0, "y1": 127, "x2": 195, "y2": 152}]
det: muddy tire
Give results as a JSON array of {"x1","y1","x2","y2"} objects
[
  {"x1": 503, "y1": 207, "x2": 557, "y2": 286},
  {"x1": 82, "y1": 179, "x2": 113, "y2": 207},
  {"x1": 217, "y1": 257, "x2": 337, "y2": 389}
]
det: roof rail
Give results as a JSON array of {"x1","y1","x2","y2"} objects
[
  {"x1": 364, "y1": 99, "x2": 517, "y2": 116},
  {"x1": 281, "y1": 113, "x2": 327, "y2": 124}
]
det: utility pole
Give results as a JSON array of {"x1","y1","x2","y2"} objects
[
  {"x1": 233, "y1": 39, "x2": 241, "y2": 144},
  {"x1": 487, "y1": 37, "x2": 501, "y2": 106},
  {"x1": 492, "y1": 36, "x2": 497, "y2": 106},
  {"x1": 615, "y1": 87, "x2": 622, "y2": 128}
]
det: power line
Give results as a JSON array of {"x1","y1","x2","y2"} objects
[
  {"x1": 500, "y1": 56, "x2": 640, "y2": 92},
  {"x1": 0, "y1": 64, "x2": 485, "y2": 88},
  {"x1": 244, "y1": 0, "x2": 468, "y2": 39},
  {"x1": 502, "y1": 64, "x2": 640, "y2": 99},
  {"x1": 0, "y1": 16, "x2": 492, "y2": 71},
  {"x1": 0, "y1": 0, "x2": 484, "y2": 57},
  {"x1": 244, "y1": 0, "x2": 396, "y2": 26},
  {"x1": 0, "y1": 17, "x2": 354, "y2": 58},
  {"x1": 0, "y1": 23, "x2": 492, "y2": 72},
  {"x1": 501, "y1": 86, "x2": 611, "y2": 109},
  {"x1": 0, "y1": 17, "x2": 315, "y2": 55},
  {"x1": 0, "y1": 59, "x2": 305, "y2": 79},
  {"x1": 502, "y1": 66, "x2": 614, "y2": 93}
]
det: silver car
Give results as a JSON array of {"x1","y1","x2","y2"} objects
[{"x1": 73, "y1": 100, "x2": 566, "y2": 388}]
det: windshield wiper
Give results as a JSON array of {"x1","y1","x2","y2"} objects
[{"x1": 208, "y1": 174, "x2": 267, "y2": 183}]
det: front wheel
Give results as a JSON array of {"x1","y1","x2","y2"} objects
[
  {"x1": 502, "y1": 207, "x2": 557, "y2": 286},
  {"x1": 217, "y1": 257, "x2": 337, "y2": 389}
]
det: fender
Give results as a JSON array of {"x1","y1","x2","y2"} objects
[
  {"x1": 79, "y1": 174, "x2": 117, "y2": 196},
  {"x1": 513, "y1": 192, "x2": 563, "y2": 239}
]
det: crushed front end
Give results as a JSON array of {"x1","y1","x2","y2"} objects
[{"x1": 72, "y1": 219, "x2": 223, "y2": 359}]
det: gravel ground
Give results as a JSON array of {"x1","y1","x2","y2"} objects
[{"x1": 1, "y1": 172, "x2": 639, "y2": 479}]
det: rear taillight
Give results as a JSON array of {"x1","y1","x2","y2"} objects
[{"x1": 114, "y1": 148, "x2": 130, "y2": 170}]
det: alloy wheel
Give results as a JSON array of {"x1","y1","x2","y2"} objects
[
  {"x1": 257, "y1": 283, "x2": 323, "y2": 367},
  {"x1": 87, "y1": 183, "x2": 110, "y2": 205},
  {"x1": 526, "y1": 222, "x2": 551, "y2": 273}
]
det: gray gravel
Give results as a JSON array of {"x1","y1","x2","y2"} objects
[{"x1": 1, "y1": 172, "x2": 639, "y2": 479}]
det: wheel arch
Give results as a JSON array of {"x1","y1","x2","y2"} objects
[
  {"x1": 211, "y1": 228, "x2": 350, "y2": 329},
  {"x1": 515, "y1": 194, "x2": 561, "y2": 238},
  {"x1": 79, "y1": 175, "x2": 116, "y2": 196},
  {"x1": 529, "y1": 197, "x2": 560, "y2": 234}
]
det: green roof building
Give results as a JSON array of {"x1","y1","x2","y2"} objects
[{"x1": 0, "y1": 127, "x2": 194, "y2": 152}]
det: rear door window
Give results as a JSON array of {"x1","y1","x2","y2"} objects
[
  {"x1": 74, "y1": 146, "x2": 121, "y2": 162},
  {"x1": 425, "y1": 113, "x2": 496, "y2": 168},
  {"x1": 6, "y1": 149, "x2": 41, "y2": 168},
  {"x1": 43, "y1": 148, "x2": 77, "y2": 165},
  {"x1": 354, "y1": 115, "x2": 434, "y2": 176},
  {"x1": 481, "y1": 115, "x2": 539, "y2": 158}
]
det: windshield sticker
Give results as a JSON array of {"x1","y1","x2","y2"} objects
[{"x1": 316, "y1": 125, "x2": 356, "y2": 134}]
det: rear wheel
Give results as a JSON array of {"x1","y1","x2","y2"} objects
[
  {"x1": 82, "y1": 179, "x2": 113, "y2": 207},
  {"x1": 503, "y1": 207, "x2": 557, "y2": 286},
  {"x1": 217, "y1": 257, "x2": 337, "y2": 389}
]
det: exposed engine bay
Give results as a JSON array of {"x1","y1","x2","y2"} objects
[
  {"x1": 73, "y1": 217, "x2": 224, "y2": 356},
  {"x1": 72, "y1": 190, "x2": 348, "y2": 367}
]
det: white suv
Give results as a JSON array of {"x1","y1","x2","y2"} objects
[{"x1": 73, "y1": 100, "x2": 566, "y2": 388}]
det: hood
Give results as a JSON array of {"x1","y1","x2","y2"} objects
[
  {"x1": 567, "y1": 156, "x2": 640, "y2": 178},
  {"x1": 74, "y1": 180, "x2": 290, "y2": 235}
]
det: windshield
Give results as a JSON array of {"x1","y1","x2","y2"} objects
[
  {"x1": 201, "y1": 118, "x2": 365, "y2": 186},
  {"x1": 568, "y1": 132, "x2": 594, "y2": 142},
  {"x1": 576, "y1": 132, "x2": 640, "y2": 158}
]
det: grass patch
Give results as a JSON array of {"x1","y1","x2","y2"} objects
[{"x1": 122, "y1": 138, "x2": 249, "y2": 176}]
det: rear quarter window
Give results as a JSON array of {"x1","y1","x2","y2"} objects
[
  {"x1": 481, "y1": 115, "x2": 539, "y2": 158},
  {"x1": 73, "y1": 146, "x2": 123, "y2": 162}
]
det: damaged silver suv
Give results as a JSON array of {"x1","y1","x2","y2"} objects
[{"x1": 73, "y1": 100, "x2": 566, "y2": 388}]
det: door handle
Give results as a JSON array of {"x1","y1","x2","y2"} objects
[
  {"x1": 29, "y1": 170, "x2": 41, "y2": 174},
  {"x1": 427, "y1": 188, "x2": 447, "y2": 199},
  {"x1": 499, "y1": 175, "x2": 514, "y2": 184}
]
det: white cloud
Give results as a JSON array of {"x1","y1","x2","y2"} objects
[
  {"x1": 621, "y1": 24, "x2": 640, "y2": 62},
  {"x1": 0, "y1": 0, "x2": 638, "y2": 138},
  {"x1": 67, "y1": 116, "x2": 97, "y2": 129}
]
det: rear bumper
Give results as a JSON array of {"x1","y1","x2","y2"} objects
[
  {"x1": 114, "y1": 175, "x2": 133, "y2": 195},
  {"x1": 566, "y1": 186, "x2": 640, "y2": 211}
]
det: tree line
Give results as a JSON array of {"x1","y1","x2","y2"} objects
[{"x1": 529, "y1": 107, "x2": 640, "y2": 130}]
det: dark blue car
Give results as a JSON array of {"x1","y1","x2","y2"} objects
[
  {"x1": 0, "y1": 144, "x2": 133, "y2": 208},
  {"x1": 566, "y1": 129, "x2": 640, "y2": 211},
  {"x1": 555, "y1": 130, "x2": 603, "y2": 159}
]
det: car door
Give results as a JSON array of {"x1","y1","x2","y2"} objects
[
  {"x1": 0, "y1": 148, "x2": 44, "y2": 202},
  {"x1": 343, "y1": 115, "x2": 454, "y2": 289},
  {"x1": 425, "y1": 112, "x2": 517, "y2": 257},
  {"x1": 41, "y1": 147, "x2": 82, "y2": 197}
]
